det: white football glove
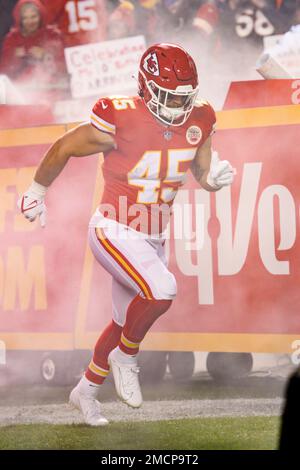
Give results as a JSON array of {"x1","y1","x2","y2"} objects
[
  {"x1": 206, "y1": 151, "x2": 235, "y2": 189},
  {"x1": 17, "y1": 181, "x2": 47, "y2": 227}
]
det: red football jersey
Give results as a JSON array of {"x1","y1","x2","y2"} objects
[
  {"x1": 90, "y1": 96, "x2": 216, "y2": 234},
  {"x1": 42, "y1": 0, "x2": 107, "y2": 47}
]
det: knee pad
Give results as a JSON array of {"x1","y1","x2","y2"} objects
[{"x1": 154, "y1": 271, "x2": 177, "y2": 300}]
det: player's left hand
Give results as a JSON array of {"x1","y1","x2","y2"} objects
[{"x1": 206, "y1": 151, "x2": 235, "y2": 189}]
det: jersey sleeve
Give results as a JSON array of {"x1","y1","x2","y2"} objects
[
  {"x1": 195, "y1": 100, "x2": 217, "y2": 140},
  {"x1": 90, "y1": 98, "x2": 116, "y2": 135}
]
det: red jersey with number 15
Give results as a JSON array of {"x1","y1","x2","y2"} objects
[
  {"x1": 43, "y1": 0, "x2": 107, "y2": 47},
  {"x1": 90, "y1": 96, "x2": 216, "y2": 234}
]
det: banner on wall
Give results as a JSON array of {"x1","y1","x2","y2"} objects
[{"x1": 0, "y1": 82, "x2": 300, "y2": 353}]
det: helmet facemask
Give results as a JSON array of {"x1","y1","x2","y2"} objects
[{"x1": 141, "y1": 70, "x2": 199, "y2": 126}]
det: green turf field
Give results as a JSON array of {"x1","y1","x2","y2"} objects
[{"x1": 0, "y1": 416, "x2": 279, "y2": 450}]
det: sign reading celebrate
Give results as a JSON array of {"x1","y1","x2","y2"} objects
[{"x1": 64, "y1": 36, "x2": 146, "y2": 98}]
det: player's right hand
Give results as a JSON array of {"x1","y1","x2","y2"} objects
[
  {"x1": 17, "y1": 181, "x2": 47, "y2": 227},
  {"x1": 206, "y1": 151, "x2": 235, "y2": 189}
]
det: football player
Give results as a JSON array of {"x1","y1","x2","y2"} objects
[
  {"x1": 18, "y1": 43, "x2": 234, "y2": 426},
  {"x1": 41, "y1": 0, "x2": 108, "y2": 47}
]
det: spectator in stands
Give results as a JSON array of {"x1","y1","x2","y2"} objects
[
  {"x1": 0, "y1": 1, "x2": 18, "y2": 55},
  {"x1": 194, "y1": 1, "x2": 298, "y2": 48},
  {"x1": 107, "y1": 0, "x2": 163, "y2": 43},
  {"x1": 133, "y1": 0, "x2": 164, "y2": 43},
  {"x1": 108, "y1": 1, "x2": 136, "y2": 40},
  {"x1": 292, "y1": 1, "x2": 300, "y2": 24},
  {"x1": 0, "y1": 0, "x2": 67, "y2": 101},
  {"x1": 190, "y1": 0, "x2": 299, "y2": 82},
  {"x1": 42, "y1": 0, "x2": 108, "y2": 47},
  {"x1": 159, "y1": 0, "x2": 212, "y2": 46},
  {"x1": 108, "y1": 0, "x2": 211, "y2": 45},
  {"x1": 161, "y1": 0, "x2": 199, "y2": 34}
]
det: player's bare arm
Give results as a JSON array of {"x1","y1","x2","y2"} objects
[
  {"x1": 190, "y1": 135, "x2": 216, "y2": 191},
  {"x1": 18, "y1": 123, "x2": 115, "y2": 226},
  {"x1": 190, "y1": 135, "x2": 234, "y2": 191},
  {"x1": 35, "y1": 123, "x2": 115, "y2": 187}
]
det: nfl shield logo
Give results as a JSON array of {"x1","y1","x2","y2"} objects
[{"x1": 163, "y1": 129, "x2": 173, "y2": 140}]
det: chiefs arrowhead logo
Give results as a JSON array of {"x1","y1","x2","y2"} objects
[{"x1": 143, "y1": 52, "x2": 160, "y2": 76}]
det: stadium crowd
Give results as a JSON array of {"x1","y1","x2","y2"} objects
[{"x1": 0, "y1": 0, "x2": 299, "y2": 104}]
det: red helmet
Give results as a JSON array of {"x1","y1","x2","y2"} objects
[{"x1": 138, "y1": 43, "x2": 199, "y2": 126}]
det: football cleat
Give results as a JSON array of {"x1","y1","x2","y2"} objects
[
  {"x1": 69, "y1": 386, "x2": 109, "y2": 426},
  {"x1": 108, "y1": 349, "x2": 143, "y2": 408}
]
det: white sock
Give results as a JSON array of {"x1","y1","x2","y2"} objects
[
  {"x1": 77, "y1": 375, "x2": 101, "y2": 398},
  {"x1": 111, "y1": 346, "x2": 138, "y2": 364}
]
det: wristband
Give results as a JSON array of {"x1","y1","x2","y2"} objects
[{"x1": 28, "y1": 180, "x2": 47, "y2": 197}]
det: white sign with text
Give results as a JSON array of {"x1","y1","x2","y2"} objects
[
  {"x1": 258, "y1": 26, "x2": 300, "y2": 79},
  {"x1": 64, "y1": 35, "x2": 146, "y2": 98}
]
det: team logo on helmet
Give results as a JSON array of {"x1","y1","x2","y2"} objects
[
  {"x1": 143, "y1": 52, "x2": 160, "y2": 76},
  {"x1": 186, "y1": 126, "x2": 202, "y2": 145}
]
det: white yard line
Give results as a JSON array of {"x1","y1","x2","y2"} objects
[{"x1": 0, "y1": 398, "x2": 283, "y2": 426}]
